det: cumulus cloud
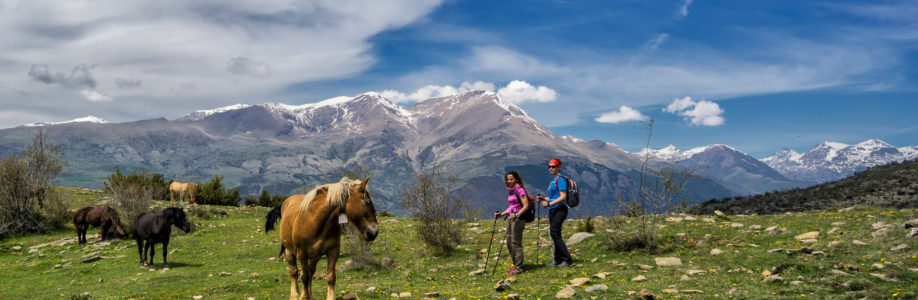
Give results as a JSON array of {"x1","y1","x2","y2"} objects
[
  {"x1": 595, "y1": 106, "x2": 648, "y2": 124},
  {"x1": 663, "y1": 96, "x2": 725, "y2": 126},
  {"x1": 80, "y1": 89, "x2": 113, "y2": 102},
  {"x1": 227, "y1": 57, "x2": 273, "y2": 78},
  {"x1": 497, "y1": 80, "x2": 557, "y2": 104},
  {"x1": 115, "y1": 78, "x2": 142, "y2": 89},
  {"x1": 28, "y1": 64, "x2": 96, "y2": 89}
]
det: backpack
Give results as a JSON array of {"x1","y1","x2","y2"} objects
[
  {"x1": 552, "y1": 175, "x2": 580, "y2": 208},
  {"x1": 518, "y1": 193, "x2": 536, "y2": 223}
]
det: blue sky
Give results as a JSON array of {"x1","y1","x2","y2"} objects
[{"x1": 1, "y1": 0, "x2": 916, "y2": 158}]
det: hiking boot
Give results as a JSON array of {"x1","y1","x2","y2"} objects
[
  {"x1": 548, "y1": 261, "x2": 559, "y2": 267},
  {"x1": 556, "y1": 261, "x2": 571, "y2": 268},
  {"x1": 506, "y1": 267, "x2": 523, "y2": 275}
]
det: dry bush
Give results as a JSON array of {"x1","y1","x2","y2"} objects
[
  {"x1": 39, "y1": 190, "x2": 71, "y2": 229},
  {"x1": 401, "y1": 164, "x2": 466, "y2": 255},
  {"x1": 106, "y1": 176, "x2": 153, "y2": 234},
  {"x1": 0, "y1": 129, "x2": 64, "y2": 238}
]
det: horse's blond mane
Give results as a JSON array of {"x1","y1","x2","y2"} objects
[{"x1": 298, "y1": 177, "x2": 360, "y2": 214}]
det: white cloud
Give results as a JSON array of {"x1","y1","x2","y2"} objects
[
  {"x1": 595, "y1": 106, "x2": 647, "y2": 124},
  {"x1": 676, "y1": 0, "x2": 695, "y2": 19},
  {"x1": 379, "y1": 80, "x2": 556, "y2": 105},
  {"x1": 80, "y1": 89, "x2": 113, "y2": 102},
  {"x1": 497, "y1": 80, "x2": 557, "y2": 104},
  {"x1": 227, "y1": 57, "x2": 273, "y2": 78},
  {"x1": 662, "y1": 96, "x2": 725, "y2": 126}
]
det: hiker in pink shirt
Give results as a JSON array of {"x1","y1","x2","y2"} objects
[{"x1": 495, "y1": 170, "x2": 531, "y2": 275}]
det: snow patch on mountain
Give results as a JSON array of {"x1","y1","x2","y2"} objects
[
  {"x1": 22, "y1": 115, "x2": 108, "y2": 127},
  {"x1": 763, "y1": 139, "x2": 918, "y2": 183},
  {"x1": 634, "y1": 144, "x2": 745, "y2": 161}
]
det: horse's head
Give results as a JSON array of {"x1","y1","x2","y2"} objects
[
  {"x1": 163, "y1": 207, "x2": 192, "y2": 233},
  {"x1": 345, "y1": 177, "x2": 378, "y2": 241},
  {"x1": 110, "y1": 211, "x2": 127, "y2": 238}
]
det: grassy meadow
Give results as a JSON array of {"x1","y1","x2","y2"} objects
[{"x1": 1, "y1": 187, "x2": 917, "y2": 299}]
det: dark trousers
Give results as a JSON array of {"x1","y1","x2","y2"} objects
[{"x1": 549, "y1": 204, "x2": 573, "y2": 264}]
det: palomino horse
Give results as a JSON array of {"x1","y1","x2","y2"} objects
[
  {"x1": 73, "y1": 206, "x2": 126, "y2": 244},
  {"x1": 133, "y1": 207, "x2": 192, "y2": 268},
  {"x1": 169, "y1": 182, "x2": 196, "y2": 205},
  {"x1": 265, "y1": 177, "x2": 378, "y2": 300}
]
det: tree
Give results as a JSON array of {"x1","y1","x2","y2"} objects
[
  {"x1": 400, "y1": 164, "x2": 466, "y2": 255},
  {"x1": 0, "y1": 129, "x2": 65, "y2": 238}
]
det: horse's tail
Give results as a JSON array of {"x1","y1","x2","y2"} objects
[{"x1": 265, "y1": 205, "x2": 282, "y2": 234}]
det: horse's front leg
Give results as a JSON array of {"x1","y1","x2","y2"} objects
[
  {"x1": 286, "y1": 248, "x2": 300, "y2": 300},
  {"x1": 101, "y1": 223, "x2": 110, "y2": 241},
  {"x1": 324, "y1": 247, "x2": 339, "y2": 300},
  {"x1": 136, "y1": 239, "x2": 145, "y2": 266},
  {"x1": 162, "y1": 240, "x2": 170, "y2": 269},
  {"x1": 143, "y1": 239, "x2": 152, "y2": 266},
  {"x1": 148, "y1": 242, "x2": 156, "y2": 267},
  {"x1": 302, "y1": 255, "x2": 320, "y2": 300}
]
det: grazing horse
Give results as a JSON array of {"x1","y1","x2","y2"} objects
[
  {"x1": 169, "y1": 182, "x2": 196, "y2": 205},
  {"x1": 265, "y1": 177, "x2": 378, "y2": 300},
  {"x1": 73, "y1": 206, "x2": 126, "y2": 245},
  {"x1": 133, "y1": 207, "x2": 191, "y2": 268}
]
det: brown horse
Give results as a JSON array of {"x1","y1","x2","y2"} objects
[
  {"x1": 169, "y1": 182, "x2": 196, "y2": 205},
  {"x1": 73, "y1": 206, "x2": 126, "y2": 245},
  {"x1": 265, "y1": 177, "x2": 378, "y2": 300}
]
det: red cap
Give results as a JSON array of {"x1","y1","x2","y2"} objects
[{"x1": 549, "y1": 159, "x2": 561, "y2": 166}]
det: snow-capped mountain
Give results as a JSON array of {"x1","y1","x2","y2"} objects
[
  {"x1": 763, "y1": 139, "x2": 918, "y2": 183},
  {"x1": 21, "y1": 115, "x2": 108, "y2": 127},
  {"x1": 635, "y1": 144, "x2": 802, "y2": 195}
]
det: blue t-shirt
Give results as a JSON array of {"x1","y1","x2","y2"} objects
[{"x1": 547, "y1": 174, "x2": 568, "y2": 210}]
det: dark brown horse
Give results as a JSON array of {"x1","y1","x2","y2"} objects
[
  {"x1": 265, "y1": 177, "x2": 378, "y2": 300},
  {"x1": 73, "y1": 206, "x2": 126, "y2": 245},
  {"x1": 133, "y1": 207, "x2": 191, "y2": 268}
]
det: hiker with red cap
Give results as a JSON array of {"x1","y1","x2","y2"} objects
[{"x1": 538, "y1": 158, "x2": 573, "y2": 267}]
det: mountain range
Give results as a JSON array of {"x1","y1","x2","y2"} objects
[{"x1": 1, "y1": 90, "x2": 915, "y2": 215}]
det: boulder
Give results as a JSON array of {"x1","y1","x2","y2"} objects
[
  {"x1": 714, "y1": 210, "x2": 726, "y2": 217},
  {"x1": 710, "y1": 248, "x2": 723, "y2": 256},
  {"x1": 891, "y1": 244, "x2": 909, "y2": 251},
  {"x1": 567, "y1": 232, "x2": 595, "y2": 245},
  {"x1": 632, "y1": 275, "x2": 647, "y2": 282},
  {"x1": 904, "y1": 219, "x2": 918, "y2": 228},
  {"x1": 852, "y1": 240, "x2": 868, "y2": 245},
  {"x1": 555, "y1": 286, "x2": 575, "y2": 298},
  {"x1": 569, "y1": 277, "x2": 590, "y2": 286},
  {"x1": 654, "y1": 257, "x2": 682, "y2": 267},
  {"x1": 795, "y1": 231, "x2": 819, "y2": 240},
  {"x1": 585, "y1": 284, "x2": 608, "y2": 293},
  {"x1": 828, "y1": 227, "x2": 842, "y2": 235}
]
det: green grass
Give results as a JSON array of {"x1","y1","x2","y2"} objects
[{"x1": 1, "y1": 189, "x2": 917, "y2": 299}]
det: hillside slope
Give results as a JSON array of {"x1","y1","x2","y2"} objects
[{"x1": 691, "y1": 159, "x2": 918, "y2": 215}]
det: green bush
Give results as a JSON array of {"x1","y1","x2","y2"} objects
[
  {"x1": 194, "y1": 175, "x2": 241, "y2": 206},
  {"x1": 574, "y1": 215, "x2": 595, "y2": 233},
  {"x1": 244, "y1": 190, "x2": 287, "y2": 207}
]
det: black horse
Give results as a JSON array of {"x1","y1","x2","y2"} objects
[{"x1": 133, "y1": 207, "x2": 191, "y2": 268}]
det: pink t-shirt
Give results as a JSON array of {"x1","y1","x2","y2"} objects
[{"x1": 507, "y1": 184, "x2": 528, "y2": 213}]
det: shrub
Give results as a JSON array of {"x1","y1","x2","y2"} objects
[
  {"x1": 400, "y1": 164, "x2": 466, "y2": 255},
  {"x1": 106, "y1": 170, "x2": 155, "y2": 234},
  {"x1": 0, "y1": 130, "x2": 64, "y2": 238},
  {"x1": 244, "y1": 190, "x2": 287, "y2": 207},
  {"x1": 194, "y1": 175, "x2": 241, "y2": 206},
  {"x1": 39, "y1": 190, "x2": 71, "y2": 229},
  {"x1": 574, "y1": 214, "x2": 595, "y2": 233}
]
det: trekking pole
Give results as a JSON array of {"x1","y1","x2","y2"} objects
[
  {"x1": 491, "y1": 217, "x2": 510, "y2": 277},
  {"x1": 483, "y1": 211, "x2": 500, "y2": 276},
  {"x1": 536, "y1": 193, "x2": 541, "y2": 265}
]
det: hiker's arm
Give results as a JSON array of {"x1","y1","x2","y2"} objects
[
  {"x1": 549, "y1": 191, "x2": 567, "y2": 206},
  {"x1": 518, "y1": 193, "x2": 530, "y2": 215}
]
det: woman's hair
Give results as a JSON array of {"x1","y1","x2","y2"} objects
[{"x1": 505, "y1": 170, "x2": 525, "y2": 189}]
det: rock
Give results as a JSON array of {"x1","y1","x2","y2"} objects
[
  {"x1": 681, "y1": 290, "x2": 704, "y2": 294},
  {"x1": 675, "y1": 233, "x2": 687, "y2": 238},
  {"x1": 731, "y1": 223, "x2": 744, "y2": 228},
  {"x1": 585, "y1": 284, "x2": 608, "y2": 293},
  {"x1": 662, "y1": 289, "x2": 679, "y2": 294},
  {"x1": 687, "y1": 270, "x2": 705, "y2": 275},
  {"x1": 714, "y1": 210, "x2": 726, "y2": 217},
  {"x1": 399, "y1": 292, "x2": 412, "y2": 298},
  {"x1": 891, "y1": 244, "x2": 909, "y2": 251},
  {"x1": 710, "y1": 248, "x2": 723, "y2": 256},
  {"x1": 790, "y1": 280, "x2": 803, "y2": 285},
  {"x1": 852, "y1": 240, "x2": 868, "y2": 245},
  {"x1": 632, "y1": 275, "x2": 648, "y2": 282},
  {"x1": 590, "y1": 257, "x2": 598, "y2": 263},
  {"x1": 872, "y1": 228, "x2": 889, "y2": 238},
  {"x1": 555, "y1": 286, "x2": 576, "y2": 298},
  {"x1": 800, "y1": 239, "x2": 818, "y2": 245},
  {"x1": 684, "y1": 216, "x2": 697, "y2": 221},
  {"x1": 828, "y1": 227, "x2": 842, "y2": 235},
  {"x1": 219, "y1": 272, "x2": 231, "y2": 277},
  {"x1": 654, "y1": 257, "x2": 682, "y2": 267},
  {"x1": 831, "y1": 221, "x2": 846, "y2": 226},
  {"x1": 666, "y1": 217, "x2": 683, "y2": 222},
  {"x1": 834, "y1": 263, "x2": 860, "y2": 271},
  {"x1": 838, "y1": 206, "x2": 855, "y2": 212},
  {"x1": 767, "y1": 248, "x2": 783, "y2": 253},
  {"x1": 81, "y1": 255, "x2": 102, "y2": 263},
  {"x1": 567, "y1": 232, "x2": 595, "y2": 245},
  {"x1": 634, "y1": 264, "x2": 653, "y2": 270},
  {"x1": 765, "y1": 226, "x2": 779, "y2": 234},
  {"x1": 828, "y1": 241, "x2": 841, "y2": 247},
  {"x1": 904, "y1": 219, "x2": 918, "y2": 228},
  {"x1": 830, "y1": 270, "x2": 851, "y2": 276},
  {"x1": 872, "y1": 263, "x2": 885, "y2": 269},
  {"x1": 762, "y1": 275, "x2": 783, "y2": 283},
  {"x1": 267, "y1": 257, "x2": 276, "y2": 262},
  {"x1": 795, "y1": 231, "x2": 819, "y2": 240},
  {"x1": 424, "y1": 292, "x2": 439, "y2": 297},
  {"x1": 703, "y1": 217, "x2": 715, "y2": 223},
  {"x1": 193, "y1": 296, "x2": 203, "y2": 300},
  {"x1": 636, "y1": 289, "x2": 659, "y2": 300},
  {"x1": 569, "y1": 277, "x2": 590, "y2": 286},
  {"x1": 494, "y1": 279, "x2": 511, "y2": 291},
  {"x1": 908, "y1": 228, "x2": 918, "y2": 238},
  {"x1": 506, "y1": 294, "x2": 520, "y2": 300},
  {"x1": 468, "y1": 269, "x2": 485, "y2": 276},
  {"x1": 247, "y1": 272, "x2": 261, "y2": 278},
  {"x1": 748, "y1": 225, "x2": 762, "y2": 230},
  {"x1": 870, "y1": 273, "x2": 898, "y2": 282},
  {"x1": 342, "y1": 293, "x2": 358, "y2": 300},
  {"x1": 872, "y1": 222, "x2": 887, "y2": 230},
  {"x1": 12, "y1": 246, "x2": 21, "y2": 250},
  {"x1": 679, "y1": 275, "x2": 691, "y2": 281},
  {"x1": 592, "y1": 272, "x2": 611, "y2": 279},
  {"x1": 367, "y1": 287, "x2": 376, "y2": 292}
]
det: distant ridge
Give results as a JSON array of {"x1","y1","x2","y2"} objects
[{"x1": 690, "y1": 159, "x2": 918, "y2": 215}]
